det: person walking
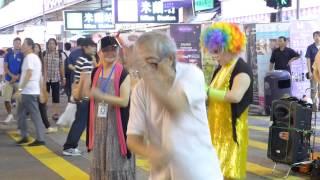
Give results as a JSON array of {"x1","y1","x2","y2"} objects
[
  {"x1": 34, "y1": 43, "x2": 57, "y2": 133},
  {"x1": 16, "y1": 38, "x2": 45, "y2": 146},
  {"x1": 62, "y1": 38, "x2": 96, "y2": 156},
  {"x1": 2, "y1": 37, "x2": 23, "y2": 123},
  {"x1": 43, "y1": 38, "x2": 65, "y2": 121}
]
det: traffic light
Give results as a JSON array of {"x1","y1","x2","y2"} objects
[{"x1": 266, "y1": 0, "x2": 291, "y2": 9}]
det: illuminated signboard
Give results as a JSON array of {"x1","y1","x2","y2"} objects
[
  {"x1": 115, "y1": 0, "x2": 179, "y2": 23},
  {"x1": 64, "y1": 7, "x2": 114, "y2": 30},
  {"x1": 162, "y1": 0, "x2": 192, "y2": 9},
  {"x1": 193, "y1": 0, "x2": 214, "y2": 12}
]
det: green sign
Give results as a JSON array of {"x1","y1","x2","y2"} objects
[
  {"x1": 194, "y1": 0, "x2": 214, "y2": 12},
  {"x1": 279, "y1": 0, "x2": 289, "y2": 6}
]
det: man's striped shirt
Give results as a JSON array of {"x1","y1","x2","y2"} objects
[{"x1": 74, "y1": 56, "x2": 93, "y2": 82}]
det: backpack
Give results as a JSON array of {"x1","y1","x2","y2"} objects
[{"x1": 61, "y1": 51, "x2": 70, "y2": 77}]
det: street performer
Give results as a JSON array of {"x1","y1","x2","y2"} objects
[{"x1": 201, "y1": 22, "x2": 253, "y2": 179}]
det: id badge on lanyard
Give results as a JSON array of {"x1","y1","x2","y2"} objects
[
  {"x1": 97, "y1": 65, "x2": 115, "y2": 118},
  {"x1": 97, "y1": 102, "x2": 108, "y2": 118}
]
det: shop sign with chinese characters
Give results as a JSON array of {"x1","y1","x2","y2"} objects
[
  {"x1": 115, "y1": 0, "x2": 178, "y2": 23},
  {"x1": 64, "y1": 7, "x2": 114, "y2": 30},
  {"x1": 138, "y1": 0, "x2": 178, "y2": 23}
]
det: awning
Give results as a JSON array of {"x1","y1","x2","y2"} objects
[
  {"x1": 0, "y1": 0, "x2": 86, "y2": 30},
  {"x1": 189, "y1": 12, "x2": 217, "y2": 23}
]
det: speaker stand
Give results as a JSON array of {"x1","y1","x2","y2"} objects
[
  {"x1": 271, "y1": 162, "x2": 277, "y2": 174},
  {"x1": 272, "y1": 160, "x2": 314, "y2": 178},
  {"x1": 271, "y1": 162, "x2": 291, "y2": 178}
]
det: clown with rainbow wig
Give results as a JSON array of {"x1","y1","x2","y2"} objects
[{"x1": 201, "y1": 22, "x2": 253, "y2": 179}]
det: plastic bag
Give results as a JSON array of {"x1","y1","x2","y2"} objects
[
  {"x1": 0, "y1": 81, "x2": 5, "y2": 96},
  {"x1": 57, "y1": 103, "x2": 77, "y2": 127}
]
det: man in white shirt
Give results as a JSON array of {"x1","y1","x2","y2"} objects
[
  {"x1": 127, "y1": 31, "x2": 223, "y2": 180},
  {"x1": 15, "y1": 38, "x2": 45, "y2": 146}
]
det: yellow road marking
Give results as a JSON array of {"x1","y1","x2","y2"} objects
[
  {"x1": 61, "y1": 127, "x2": 150, "y2": 172},
  {"x1": 249, "y1": 139, "x2": 268, "y2": 150},
  {"x1": 249, "y1": 115, "x2": 270, "y2": 121},
  {"x1": 8, "y1": 131, "x2": 89, "y2": 180},
  {"x1": 247, "y1": 162, "x2": 274, "y2": 178},
  {"x1": 247, "y1": 162, "x2": 305, "y2": 180},
  {"x1": 249, "y1": 125, "x2": 268, "y2": 132},
  {"x1": 59, "y1": 125, "x2": 306, "y2": 179}
]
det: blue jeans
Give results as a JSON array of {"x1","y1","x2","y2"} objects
[{"x1": 63, "y1": 99, "x2": 89, "y2": 150}]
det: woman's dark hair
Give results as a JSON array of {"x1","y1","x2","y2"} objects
[
  {"x1": 64, "y1": 42, "x2": 71, "y2": 51},
  {"x1": 95, "y1": 53, "x2": 99, "y2": 64},
  {"x1": 33, "y1": 43, "x2": 43, "y2": 62},
  {"x1": 47, "y1": 38, "x2": 57, "y2": 47}
]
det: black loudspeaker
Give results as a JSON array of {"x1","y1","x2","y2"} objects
[
  {"x1": 267, "y1": 98, "x2": 312, "y2": 164},
  {"x1": 264, "y1": 71, "x2": 291, "y2": 115},
  {"x1": 271, "y1": 98, "x2": 312, "y2": 129}
]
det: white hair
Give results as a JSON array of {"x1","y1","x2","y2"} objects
[{"x1": 135, "y1": 31, "x2": 177, "y2": 67}]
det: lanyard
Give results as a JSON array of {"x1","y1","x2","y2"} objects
[{"x1": 100, "y1": 65, "x2": 116, "y2": 93}]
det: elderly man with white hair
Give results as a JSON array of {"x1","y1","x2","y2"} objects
[{"x1": 126, "y1": 31, "x2": 222, "y2": 180}]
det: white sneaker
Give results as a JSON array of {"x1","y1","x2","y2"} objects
[
  {"x1": 46, "y1": 127, "x2": 58, "y2": 134},
  {"x1": 62, "y1": 148, "x2": 82, "y2": 156},
  {"x1": 3, "y1": 114, "x2": 14, "y2": 123}
]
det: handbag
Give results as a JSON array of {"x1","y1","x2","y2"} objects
[
  {"x1": 72, "y1": 73, "x2": 91, "y2": 100},
  {"x1": 57, "y1": 102, "x2": 77, "y2": 127},
  {"x1": 39, "y1": 77, "x2": 48, "y2": 103}
]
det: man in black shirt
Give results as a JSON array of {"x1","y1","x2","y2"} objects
[
  {"x1": 269, "y1": 36, "x2": 300, "y2": 73},
  {"x1": 306, "y1": 31, "x2": 320, "y2": 109}
]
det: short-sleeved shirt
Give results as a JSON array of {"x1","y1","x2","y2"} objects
[
  {"x1": 74, "y1": 55, "x2": 93, "y2": 82},
  {"x1": 20, "y1": 53, "x2": 42, "y2": 95},
  {"x1": 44, "y1": 51, "x2": 63, "y2": 82},
  {"x1": 305, "y1": 43, "x2": 320, "y2": 70},
  {"x1": 68, "y1": 48, "x2": 84, "y2": 82},
  {"x1": 4, "y1": 49, "x2": 23, "y2": 82},
  {"x1": 68, "y1": 48, "x2": 83, "y2": 66},
  {"x1": 127, "y1": 62, "x2": 223, "y2": 180},
  {"x1": 270, "y1": 47, "x2": 300, "y2": 72}
]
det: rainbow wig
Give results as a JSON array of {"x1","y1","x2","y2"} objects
[{"x1": 200, "y1": 22, "x2": 246, "y2": 54}]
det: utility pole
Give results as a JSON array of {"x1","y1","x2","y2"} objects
[
  {"x1": 277, "y1": 1, "x2": 282, "y2": 22},
  {"x1": 296, "y1": 0, "x2": 300, "y2": 20},
  {"x1": 42, "y1": 0, "x2": 47, "y2": 46}
]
